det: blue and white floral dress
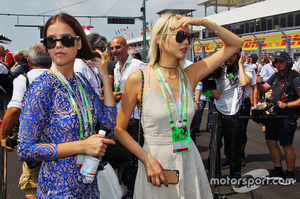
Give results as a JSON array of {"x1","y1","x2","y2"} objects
[{"x1": 17, "y1": 71, "x2": 116, "y2": 198}]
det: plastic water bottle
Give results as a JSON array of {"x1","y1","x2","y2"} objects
[{"x1": 80, "y1": 130, "x2": 106, "y2": 184}]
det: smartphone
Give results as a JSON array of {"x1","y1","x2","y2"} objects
[{"x1": 162, "y1": 169, "x2": 179, "y2": 184}]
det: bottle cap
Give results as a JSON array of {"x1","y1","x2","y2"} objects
[{"x1": 98, "y1": 130, "x2": 106, "y2": 137}]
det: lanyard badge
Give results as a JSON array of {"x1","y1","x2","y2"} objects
[
  {"x1": 172, "y1": 127, "x2": 190, "y2": 153},
  {"x1": 114, "y1": 57, "x2": 133, "y2": 92},
  {"x1": 51, "y1": 66, "x2": 94, "y2": 170},
  {"x1": 154, "y1": 64, "x2": 190, "y2": 153},
  {"x1": 51, "y1": 67, "x2": 93, "y2": 139},
  {"x1": 114, "y1": 87, "x2": 120, "y2": 92}
]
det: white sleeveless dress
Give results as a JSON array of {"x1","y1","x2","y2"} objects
[{"x1": 133, "y1": 71, "x2": 213, "y2": 199}]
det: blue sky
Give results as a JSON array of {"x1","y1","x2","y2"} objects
[{"x1": 0, "y1": 0, "x2": 213, "y2": 53}]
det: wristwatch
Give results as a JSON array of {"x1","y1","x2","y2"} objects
[
  {"x1": 285, "y1": 103, "x2": 289, "y2": 108},
  {"x1": 195, "y1": 101, "x2": 199, "y2": 104}
]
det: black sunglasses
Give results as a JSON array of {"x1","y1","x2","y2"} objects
[
  {"x1": 164, "y1": 31, "x2": 192, "y2": 44},
  {"x1": 275, "y1": 60, "x2": 285, "y2": 64},
  {"x1": 42, "y1": 35, "x2": 79, "y2": 49},
  {"x1": 109, "y1": 45, "x2": 122, "y2": 51}
]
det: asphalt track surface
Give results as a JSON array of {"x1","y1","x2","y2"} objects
[{"x1": 197, "y1": 108, "x2": 300, "y2": 199}]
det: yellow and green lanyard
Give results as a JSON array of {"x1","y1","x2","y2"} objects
[
  {"x1": 114, "y1": 57, "x2": 133, "y2": 92},
  {"x1": 51, "y1": 66, "x2": 93, "y2": 140},
  {"x1": 154, "y1": 64, "x2": 190, "y2": 153}
]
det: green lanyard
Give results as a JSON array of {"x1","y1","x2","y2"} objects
[
  {"x1": 154, "y1": 64, "x2": 187, "y2": 130},
  {"x1": 51, "y1": 67, "x2": 93, "y2": 139},
  {"x1": 114, "y1": 57, "x2": 133, "y2": 92}
]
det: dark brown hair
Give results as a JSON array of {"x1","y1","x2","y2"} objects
[{"x1": 43, "y1": 13, "x2": 99, "y2": 60}]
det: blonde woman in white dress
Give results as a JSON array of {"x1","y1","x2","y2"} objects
[{"x1": 115, "y1": 13, "x2": 243, "y2": 199}]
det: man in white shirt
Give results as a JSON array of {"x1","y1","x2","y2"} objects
[
  {"x1": 110, "y1": 36, "x2": 146, "y2": 116},
  {"x1": 109, "y1": 36, "x2": 146, "y2": 199},
  {"x1": 210, "y1": 50, "x2": 252, "y2": 181},
  {"x1": 0, "y1": 43, "x2": 51, "y2": 199}
]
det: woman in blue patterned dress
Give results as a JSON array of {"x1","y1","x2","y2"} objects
[{"x1": 17, "y1": 13, "x2": 116, "y2": 198}]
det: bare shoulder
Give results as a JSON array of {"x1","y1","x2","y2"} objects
[
  {"x1": 124, "y1": 70, "x2": 145, "y2": 95},
  {"x1": 127, "y1": 70, "x2": 144, "y2": 84},
  {"x1": 184, "y1": 62, "x2": 202, "y2": 88}
]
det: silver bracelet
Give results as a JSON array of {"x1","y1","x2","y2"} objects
[{"x1": 213, "y1": 23, "x2": 218, "y2": 34}]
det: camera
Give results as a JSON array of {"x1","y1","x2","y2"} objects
[
  {"x1": 252, "y1": 99, "x2": 279, "y2": 125},
  {"x1": 202, "y1": 66, "x2": 223, "y2": 91},
  {"x1": 6, "y1": 125, "x2": 19, "y2": 148},
  {"x1": 6, "y1": 134, "x2": 18, "y2": 148},
  {"x1": 264, "y1": 99, "x2": 279, "y2": 115}
]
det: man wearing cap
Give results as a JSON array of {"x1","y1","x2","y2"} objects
[{"x1": 256, "y1": 51, "x2": 300, "y2": 185}]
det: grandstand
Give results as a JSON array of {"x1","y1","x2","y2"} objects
[
  {"x1": 128, "y1": 0, "x2": 300, "y2": 61},
  {"x1": 195, "y1": 0, "x2": 300, "y2": 60}
]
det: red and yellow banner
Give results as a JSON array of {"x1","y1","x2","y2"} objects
[{"x1": 194, "y1": 32, "x2": 300, "y2": 52}]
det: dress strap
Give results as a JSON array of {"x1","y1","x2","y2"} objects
[
  {"x1": 182, "y1": 68, "x2": 192, "y2": 90},
  {"x1": 147, "y1": 66, "x2": 151, "y2": 87}
]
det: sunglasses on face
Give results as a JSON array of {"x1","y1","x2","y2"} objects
[
  {"x1": 42, "y1": 35, "x2": 80, "y2": 49},
  {"x1": 109, "y1": 45, "x2": 122, "y2": 51},
  {"x1": 275, "y1": 60, "x2": 285, "y2": 64},
  {"x1": 164, "y1": 31, "x2": 192, "y2": 44}
]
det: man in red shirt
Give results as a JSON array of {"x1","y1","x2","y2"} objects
[{"x1": 0, "y1": 45, "x2": 14, "y2": 69}]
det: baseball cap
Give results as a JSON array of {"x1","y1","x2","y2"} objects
[{"x1": 273, "y1": 51, "x2": 288, "y2": 61}]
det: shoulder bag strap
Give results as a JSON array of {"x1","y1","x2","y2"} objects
[
  {"x1": 22, "y1": 73, "x2": 30, "y2": 88},
  {"x1": 137, "y1": 70, "x2": 144, "y2": 146},
  {"x1": 279, "y1": 70, "x2": 299, "y2": 97}
]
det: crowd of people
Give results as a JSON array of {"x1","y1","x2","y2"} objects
[{"x1": 0, "y1": 11, "x2": 299, "y2": 199}]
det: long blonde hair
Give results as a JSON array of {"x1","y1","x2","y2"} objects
[{"x1": 148, "y1": 13, "x2": 188, "y2": 68}]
